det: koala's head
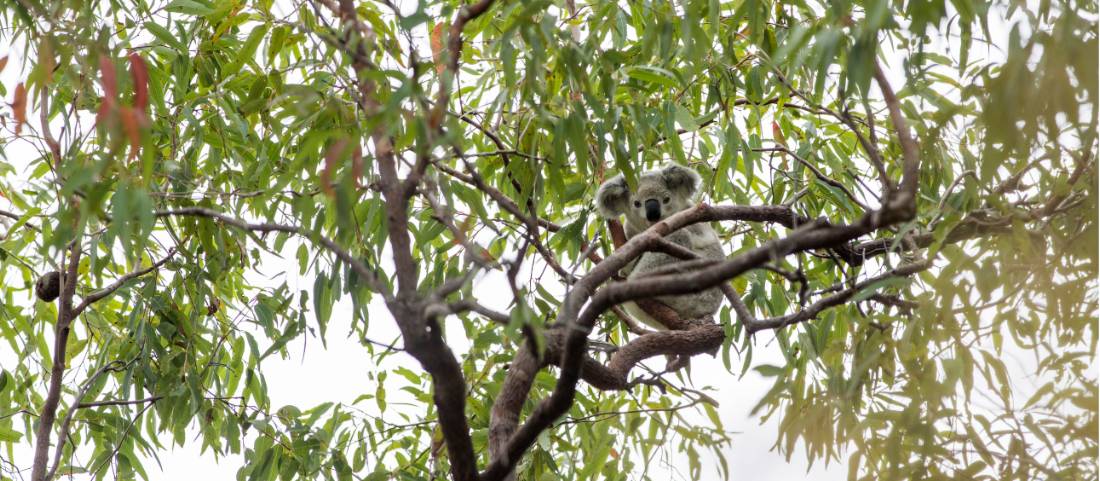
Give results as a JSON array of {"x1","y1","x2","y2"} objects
[{"x1": 596, "y1": 163, "x2": 702, "y2": 232}]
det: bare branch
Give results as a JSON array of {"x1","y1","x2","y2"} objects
[
  {"x1": 609, "y1": 305, "x2": 657, "y2": 335},
  {"x1": 447, "y1": 299, "x2": 510, "y2": 325},
  {"x1": 0, "y1": 209, "x2": 20, "y2": 222},
  {"x1": 873, "y1": 62, "x2": 920, "y2": 220}
]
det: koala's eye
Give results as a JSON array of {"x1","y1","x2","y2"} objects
[
  {"x1": 663, "y1": 197, "x2": 670, "y2": 204},
  {"x1": 633, "y1": 200, "x2": 641, "y2": 208}
]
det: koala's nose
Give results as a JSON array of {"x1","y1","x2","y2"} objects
[{"x1": 644, "y1": 199, "x2": 661, "y2": 222}]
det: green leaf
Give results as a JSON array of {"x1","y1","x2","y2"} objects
[
  {"x1": 754, "y1": 364, "x2": 785, "y2": 377},
  {"x1": 165, "y1": 0, "x2": 215, "y2": 16},
  {"x1": 851, "y1": 277, "x2": 911, "y2": 303},
  {"x1": 227, "y1": 24, "x2": 270, "y2": 76},
  {"x1": 625, "y1": 66, "x2": 680, "y2": 88},
  {"x1": 145, "y1": 21, "x2": 186, "y2": 52},
  {"x1": 0, "y1": 425, "x2": 20, "y2": 442}
]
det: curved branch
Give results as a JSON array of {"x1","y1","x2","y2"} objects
[
  {"x1": 873, "y1": 62, "x2": 920, "y2": 219},
  {"x1": 739, "y1": 260, "x2": 930, "y2": 333},
  {"x1": 447, "y1": 299, "x2": 510, "y2": 324},
  {"x1": 72, "y1": 248, "x2": 176, "y2": 317}
]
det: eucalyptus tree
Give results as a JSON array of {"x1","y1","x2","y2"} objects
[{"x1": 0, "y1": 1, "x2": 1095, "y2": 480}]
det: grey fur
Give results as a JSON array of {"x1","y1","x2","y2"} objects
[
  {"x1": 594, "y1": 163, "x2": 725, "y2": 329},
  {"x1": 595, "y1": 174, "x2": 629, "y2": 219}
]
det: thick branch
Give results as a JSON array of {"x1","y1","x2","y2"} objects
[{"x1": 31, "y1": 240, "x2": 82, "y2": 481}]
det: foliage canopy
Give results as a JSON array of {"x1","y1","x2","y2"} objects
[{"x1": 0, "y1": 0, "x2": 1095, "y2": 480}]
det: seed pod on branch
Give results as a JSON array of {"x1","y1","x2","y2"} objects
[{"x1": 35, "y1": 271, "x2": 61, "y2": 302}]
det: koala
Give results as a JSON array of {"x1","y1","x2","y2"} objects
[{"x1": 595, "y1": 163, "x2": 725, "y2": 330}]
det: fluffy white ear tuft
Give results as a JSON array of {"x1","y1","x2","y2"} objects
[
  {"x1": 661, "y1": 163, "x2": 701, "y2": 198},
  {"x1": 595, "y1": 175, "x2": 630, "y2": 218}
]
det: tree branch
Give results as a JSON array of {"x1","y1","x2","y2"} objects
[
  {"x1": 155, "y1": 208, "x2": 392, "y2": 303},
  {"x1": 77, "y1": 396, "x2": 162, "y2": 409},
  {"x1": 428, "y1": 0, "x2": 497, "y2": 130},
  {"x1": 873, "y1": 62, "x2": 920, "y2": 220},
  {"x1": 72, "y1": 248, "x2": 176, "y2": 317},
  {"x1": 315, "y1": 2, "x2": 499, "y2": 479},
  {"x1": 739, "y1": 260, "x2": 930, "y2": 333},
  {"x1": 45, "y1": 360, "x2": 131, "y2": 481},
  {"x1": 446, "y1": 299, "x2": 510, "y2": 325},
  {"x1": 483, "y1": 155, "x2": 928, "y2": 479},
  {"x1": 755, "y1": 146, "x2": 871, "y2": 212},
  {"x1": 31, "y1": 239, "x2": 82, "y2": 481}
]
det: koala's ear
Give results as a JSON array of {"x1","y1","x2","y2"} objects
[
  {"x1": 662, "y1": 163, "x2": 701, "y2": 198},
  {"x1": 595, "y1": 175, "x2": 630, "y2": 218}
]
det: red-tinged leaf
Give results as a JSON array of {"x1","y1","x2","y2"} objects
[
  {"x1": 430, "y1": 24, "x2": 445, "y2": 74},
  {"x1": 128, "y1": 52, "x2": 149, "y2": 119},
  {"x1": 11, "y1": 83, "x2": 26, "y2": 136},
  {"x1": 97, "y1": 55, "x2": 118, "y2": 125},
  {"x1": 771, "y1": 120, "x2": 786, "y2": 147},
  {"x1": 119, "y1": 106, "x2": 141, "y2": 160},
  {"x1": 472, "y1": 246, "x2": 495, "y2": 263},
  {"x1": 321, "y1": 139, "x2": 349, "y2": 197},
  {"x1": 0, "y1": 56, "x2": 8, "y2": 74}
]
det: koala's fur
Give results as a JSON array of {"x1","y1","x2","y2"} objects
[{"x1": 595, "y1": 163, "x2": 724, "y2": 329}]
